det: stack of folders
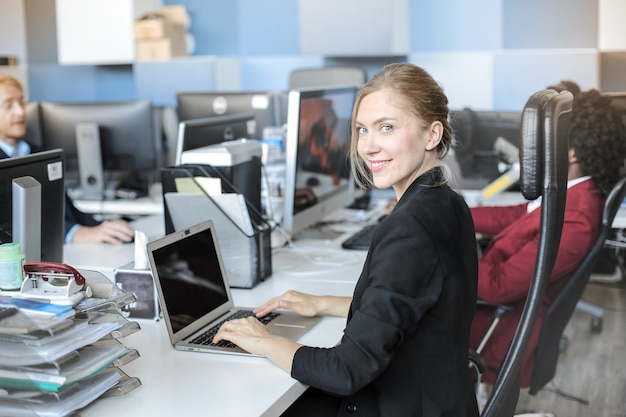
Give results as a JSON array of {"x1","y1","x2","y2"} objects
[{"x1": 0, "y1": 270, "x2": 142, "y2": 417}]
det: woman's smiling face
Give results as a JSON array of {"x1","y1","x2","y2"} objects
[{"x1": 355, "y1": 88, "x2": 442, "y2": 198}]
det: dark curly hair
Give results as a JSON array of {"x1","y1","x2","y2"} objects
[{"x1": 568, "y1": 89, "x2": 626, "y2": 195}]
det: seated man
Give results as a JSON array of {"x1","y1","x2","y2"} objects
[
  {"x1": 0, "y1": 74, "x2": 134, "y2": 245},
  {"x1": 469, "y1": 87, "x2": 626, "y2": 386}
]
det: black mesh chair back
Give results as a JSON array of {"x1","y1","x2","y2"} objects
[{"x1": 481, "y1": 90, "x2": 573, "y2": 417}]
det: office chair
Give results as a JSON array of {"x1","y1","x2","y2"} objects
[
  {"x1": 518, "y1": 175, "x2": 626, "y2": 409},
  {"x1": 475, "y1": 94, "x2": 626, "y2": 416},
  {"x1": 24, "y1": 101, "x2": 44, "y2": 149},
  {"x1": 288, "y1": 66, "x2": 367, "y2": 90},
  {"x1": 479, "y1": 89, "x2": 573, "y2": 417},
  {"x1": 576, "y1": 222, "x2": 626, "y2": 333},
  {"x1": 477, "y1": 176, "x2": 626, "y2": 415}
]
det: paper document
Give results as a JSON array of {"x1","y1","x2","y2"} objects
[{"x1": 174, "y1": 176, "x2": 222, "y2": 195}]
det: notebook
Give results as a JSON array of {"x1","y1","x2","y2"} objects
[{"x1": 146, "y1": 219, "x2": 321, "y2": 356}]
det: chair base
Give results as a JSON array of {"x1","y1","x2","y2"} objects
[{"x1": 575, "y1": 300, "x2": 604, "y2": 333}]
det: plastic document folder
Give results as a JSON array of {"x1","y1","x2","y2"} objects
[
  {"x1": 0, "y1": 370, "x2": 121, "y2": 417},
  {"x1": 165, "y1": 192, "x2": 259, "y2": 288}
]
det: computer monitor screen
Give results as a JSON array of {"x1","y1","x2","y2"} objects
[
  {"x1": 176, "y1": 91, "x2": 286, "y2": 139},
  {"x1": 0, "y1": 149, "x2": 65, "y2": 263},
  {"x1": 282, "y1": 86, "x2": 357, "y2": 237},
  {"x1": 39, "y1": 100, "x2": 161, "y2": 190},
  {"x1": 449, "y1": 108, "x2": 522, "y2": 189},
  {"x1": 175, "y1": 113, "x2": 255, "y2": 165}
]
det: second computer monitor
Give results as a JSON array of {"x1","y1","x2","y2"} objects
[
  {"x1": 176, "y1": 90, "x2": 286, "y2": 139},
  {"x1": 39, "y1": 100, "x2": 161, "y2": 193},
  {"x1": 174, "y1": 113, "x2": 255, "y2": 165},
  {"x1": 282, "y1": 85, "x2": 357, "y2": 237},
  {"x1": 450, "y1": 108, "x2": 522, "y2": 189}
]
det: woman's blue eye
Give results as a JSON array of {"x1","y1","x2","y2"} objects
[
  {"x1": 381, "y1": 124, "x2": 392, "y2": 133},
  {"x1": 357, "y1": 126, "x2": 367, "y2": 135}
]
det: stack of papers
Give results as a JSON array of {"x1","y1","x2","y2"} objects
[{"x1": 0, "y1": 270, "x2": 143, "y2": 417}]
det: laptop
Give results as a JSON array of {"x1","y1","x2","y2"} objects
[{"x1": 147, "y1": 219, "x2": 321, "y2": 356}]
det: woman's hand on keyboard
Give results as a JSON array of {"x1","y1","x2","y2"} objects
[
  {"x1": 213, "y1": 316, "x2": 272, "y2": 355},
  {"x1": 213, "y1": 317, "x2": 301, "y2": 373},
  {"x1": 254, "y1": 290, "x2": 351, "y2": 318}
]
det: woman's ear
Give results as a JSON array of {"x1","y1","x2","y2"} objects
[{"x1": 425, "y1": 121, "x2": 443, "y2": 151}]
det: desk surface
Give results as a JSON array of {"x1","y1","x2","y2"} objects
[
  {"x1": 72, "y1": 183, "x2": 164, "y2": 218},
  {"x1": 65, "y1": 190, "x2": 626, "y2": 416},
  {"x1": 65, "y1": 218, "x2": 366, "y2": 417}
]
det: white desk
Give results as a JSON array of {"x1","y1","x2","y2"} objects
[
  {"x1": 60, "y1": 188, "x2": 626, "y2": 416},
  {"x1": 71, "y1": 183, "x2": 164, "y2": 218},
  {"x1": 64, "y1": 219, "x2": 366, "y2": 417}
]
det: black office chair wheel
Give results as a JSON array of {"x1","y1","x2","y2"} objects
[{"x1": 591, "y1": 316, "x2": 603, "y2": 333}]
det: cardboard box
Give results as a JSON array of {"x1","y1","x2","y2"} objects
[
  {"x1": 155, "y1": 5, "x2": 190, "y2": 28},
  {"x1": 0, "y1": 56, "x2": 17, "y2": 66},
  {"x1": 136, "y1": 36, "x2": 187, "y2": 61},
  {"x1": 134, "y1": 17, "x2": 186, "y2": 40}
]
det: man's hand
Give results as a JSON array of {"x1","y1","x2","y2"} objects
[{"x1": 72, "y1": 219, "x2": 135, "y2": 245}]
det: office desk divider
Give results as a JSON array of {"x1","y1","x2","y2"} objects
[{"x1": 160, "y1": 165, "x2": 272, "y2": 288}]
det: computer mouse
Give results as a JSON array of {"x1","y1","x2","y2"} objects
[{"x1": 306, "y1": 176, "x2": 320, "y2": 186}]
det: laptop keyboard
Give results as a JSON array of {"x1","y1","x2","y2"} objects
[{"x1": 190, "y1": 310, "x2": 280, "y2": 348}]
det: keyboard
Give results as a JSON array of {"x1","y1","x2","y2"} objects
[
  {"x1": 341, "y1": 223, "x2": 377, "y2": 250},
  {"x1": 190, "y1": 310, "x2": 280, "y2": 348}
]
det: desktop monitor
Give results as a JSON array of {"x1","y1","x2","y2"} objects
[
  {"x1": 450, "y1": 108, "x2": 522, "y2": 189},
  {"x1": 174, "y1": 113, "x2": 255, "y2": 165},
  {"x1": 0, "y1": 149, "x2": 65, "y2": 263},
  {"x1": 282, "y1": 85, "x2": 357, "y2": 237},
  {"x1": 39, "y1": 100, "x2": 161, "y2": 194},
  {"x1": 176, "y1": 90, "x2": 286, "y2": 139}
]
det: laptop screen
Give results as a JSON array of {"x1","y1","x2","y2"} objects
[{"x1": 150, "y1": 223, "x2": 230, "y2": 333}]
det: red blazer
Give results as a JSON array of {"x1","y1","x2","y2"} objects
[{"x1": 469, "y1": 178, "x2": 603, "y2": 386}]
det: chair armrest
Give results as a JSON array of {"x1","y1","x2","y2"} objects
[
  {"x1": 469, "y1": 348, "x2": 487, "y2": 374},
  {"x1": 475, "y1": 300, "x2": 515, "y2": 354}
]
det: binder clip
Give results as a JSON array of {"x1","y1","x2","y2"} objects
[{"x1": 19, "y1": 262, "x2": 91, "y2": 306}]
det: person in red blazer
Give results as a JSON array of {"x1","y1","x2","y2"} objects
[{"x1": 469, "y1": 88, "x2": 626, "y2": 387}]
